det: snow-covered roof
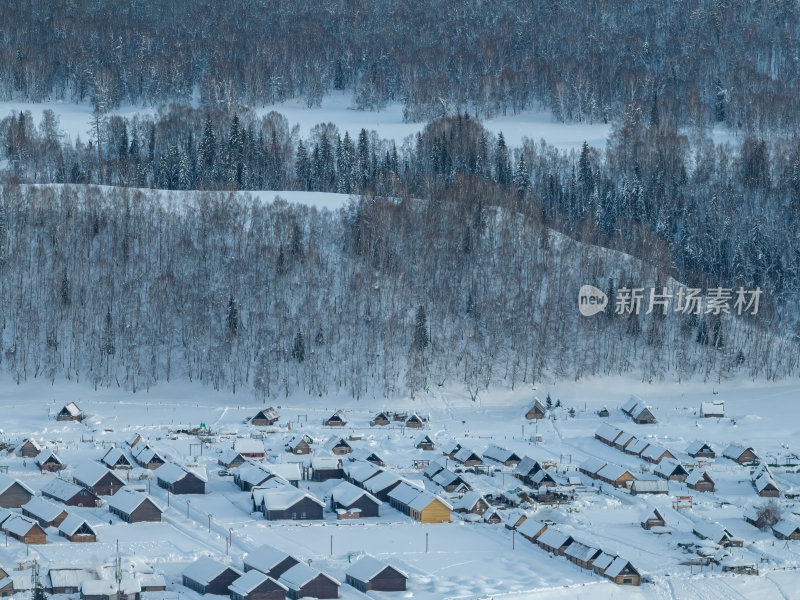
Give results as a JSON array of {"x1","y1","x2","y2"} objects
[
  {"x1": 614, "y1": 432, "x2": 636, "y2": 447},
  {"x1": 685, "y1": 469, "x2": 713, "y2": 486},
  {"x1": 565, "y1": 541, "x2": 600, "y2": 563},
  {"x1": 452, "y1": 491, "x2": 486, "y2": 511},
  {"x1": 82, "y1": 579, "x2": 141, "y2": 596},
  {"x1": 260, "y1": 487, "x2": 324, "y2": 511},
  {"x1": 432, "y1": 469, "x2": 462, "y2": 487},
  {"x1": 323, "y1": 436, "x2": 351, "y2": 451},
  {"x1": 594, "y1": 423, "x2": 622, "y2": 443},
  {"x1": 279, "y1": 564, "x2": 339, "y2": 590},
  {"x1": 754, "y1": 473, "x2": 778, "y2": 493},
  {"x1": 531, "y1": 469, "x2": 556, "y2": 485},
  {"x1": 229, "y1": 570, "x2": 286, "y2": 595},
  {"x1": 632, "y1": 405, "x2": 654, "y2": 419},
  {"x1": 74, "y1": 461, "x2": 126, "y2": 487},
  {"x1": 102, "y1": 447, "x2": 130, "y2": 466},
  {"x1": 517, "y1": 519, "x2": 547, "y2": 539},
  {"x1": 183, "y1": 556, "x2": 241, "y2": 586},
  {"x1": 219, "y1": 449, "x2": 246, "y2": 463},
  {"x1": 331, "y1": 481, "x2": 379, "y2": 507},
  {"x1": 514, "y1": 456, "x2": 541, "y2": 476},
  {"x1": 343, "y1": 460, "x2": 381, "y2": 482},
  {"x1": 640, "y1": 444, "x2": 670, "y2": 462},
  {"x1": 454, "y1": 447, "x2": 482, "y2": 463},
  {"x1": 593, "y1": 553, "x2": 616, "y2": 571},
  {"x1": 326, "y1": 410, "x2": 348, "y2": 423},
  {"x1": 631, "y1": 479, "x2": 668, "y2": 493},
  {"x1": 35, "y1": 448, "x2": 61, "y2": 465},
  {"x1": 439, "y1": 440, "x2": 461, "y2": 455},
  {"x1": 58, "y1": 514, "x2": 96, "y2": 537},
  {"x1": 408, "y1": 490, "x2": 452, "y2": 512},
  {"x1": 108, "y1": 488, "x2": 163, "y2": 515},
  {"x1": 388, "y1": 481, "x2": 426, "y2": 506},
  {"x1": 22, "y1": 496, "x2": 65, "y2": 522},
  {"x1": 234, "y1": 438, "x2": 265, "y2": 454},
  {"x1": 42, "y1": 478, "x2": 86, "y2": 502},
  {"x1": 482, "y1": 445, "x2": 519, "y2": 464},
  {"x1": 350, "y1": 448, "x2": 384, "y2": 463},
  {"x1": 536, "y1": 528, "x2": 571, "y2": 549},
  {"x1": 773, "y1": 519, "x2": 800, "y2": 537},
  {"x1": 345, "y1": 555, "x2": 407, "y2": 582},
  {"x1": 622, "y1": 396, "x2": 641, "y2": 413},
  {"x1": 244, "y1": 544, "x2": 297, "y2": 573},
  {"x1": 605, "y1": 557, "x2": 637, "y2": 578},
  {"x1": 723, "y1": 444, "x2": 755, "y2": 460},
  {"x1": 579, "y1": 457, "x2": 607, "y2": 474},
  {"x1": 414, "y1": 434, "x2": 434, "y2": 445},
  {"x1": 311, "y1": 456, "x2": 341, "y2": 469},
  {"x1": 61, "y1": 402, "x2": 82, "y2": 416},
  {"x1": 16, "y1": 438, "x2": 41, "y2": 454},
  {"x1": 693, "y1": 521, "x2": 732, "y2": 543},
  {"x1": 155, "y1": 462, "x2": 208, "y2": 484},
  {"x1": 263, "y1": 463, "x2": 301, "y2": 482},
  {"x1": 0, "y1": 473, "x2": 34, "y2": 496},
  {"x1": 48, "y1": 568, "x2": 90, "y2": 590},
  {"x1": 701, "y1": 401, "x2": 724, "y2": 415},
  {"x1": 654, "y1": 458, "x2": 687, "y2": 477},
  {"x1": 625, "y1": 439, "x2": 650, "y2": 455},
  {"x1": 597, "y1": 463, "x2": 634, "y2": 482},
  {"x1": 363, "y1": 471, "x2": 402, "y2": 493},
  {"x1": 285, "y1": 434, "x2": 313, "y2": 447},
  {"x1": 4, "y1": 515, "x2": 40, "y2": 537}
]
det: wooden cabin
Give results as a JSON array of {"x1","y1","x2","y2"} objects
[
  {"x1": 73, "y1": 461, "x2": 127, "y2": 496},
  {"x1": 218, "y1": 450, "x2": 247, "y2": 469},
  {"x1": 330, "y1": 482, "x2": 380, "y2": 518},
  {"x1": 483, "y1": 445, "x2": 522, "y2": 466},
  {"x1": 324, "y1": 410, "x2": 348, "y2": 427},
  {"x1": 16, "y1": 439, "x2": 42, "y2": 458},
  {"x1": 654, "y1": 459, "x2": 689, "y2": 482},
  {"x1": 243, "y1": 544, "x2": 300, "y2": 579},
  {"x1": 229, "y1": 571, "x2": 287, "y2": 600},
  {"x1": 536, "y1": 529, "x2": 574, "y2": 556},
  {"x1": 35, "y1": 450, "x2": 64, "y2": 473},
  {"x1": 565, "y1": 542, "x2": 602, "y2": 570},
  {"x1": 251, "y1": 408, "x2": 279, "y2": 427},
  {"x1": 597, "y1": 407, "x2": 610, "y2": 418},
  {"x1": 525, "y1": 399, "x2": 546, "y2": 420},
  {"x1": 405, "y1": 413, "x2": 424, "y2": 428},
  {"x1": 630, "y1": 478, "x2": 668, "y2": 495},
  {"x1": 108, "y1": 489, "x2": 163, "y2": 523},
  {"x1": 723, "y1": 444, "x2": 759, "y2": 465},
  {"x1": 42, "y1": 478, "x2": 99, "y2": 507},
  {"x1": 260, "y1": 488, "x2": 324, "y2": 521},
  {"x1": 517, "y1": 518, "x2": 547, "y2": 541},
  {"x1": 285, "y1": 435, "x2": 313, "y2": 455},
  {"x1": 58, "y1": 515, "x2": 97, "y2": 542},
  {"x1": 453, "y1": 447, "x2": 483, "y2": 466},
  {"x1": 363, "y1": 472, "x2": 403, "y2": 501},
  {"x1": 686, "y1": 441, "x2": 716, "y2": 459},
  {"x1": 311, "y1": 457, "x2": 343, "y2": 482},
  {"x1": 595, "y1": 464, "x2": 637, "y2": 488},
  {"x1": 640, "y1": 445, "x2": 675, "y2": 464},
  {"x1": 408, "y1": 492, "x2": 451, "y2": 523},
  {"x1": 234, "y1": 438, "x2": 266, "y2": 459},
  {"x1": 693, "y1": 521, "x2": 743, "y2": 547},
  {"x1": 21, "y1": 497, "x2": 68, "y2": 528},
  {"x1": 155, "y1": 462, "x2": 206, "y2": 494},
  {"x1": 279, "y1": 564, "x2": 340, "y2": 600},
  {"x1": 80, "y1": 579, "x2": 140, "y2": 600},
  {"x1": 594, "y1": 424, "x2": 623, "y2": 446},
  {"x1": 324, "y1": 436, "x2": 352, "y2": 456},
  {"x1": 56, "y1": 402, "x2": 83, "y2": 422},
  {"x1": 603, "y1": 557, "x2": 642, "y2": 586},
  {"x1": 415, "y1": 434, "x2": 435, "y2": 451},
  {"x1": 349, "y1": 448, "x2": 385, "y2": 466},
  {"x1": 0, "y1": 475, "x2": 34, "y2": 508},
  {"x1": 371, "y1": 412, "x2": 391, "y2": 426},
  {"x1": 101, "y1": 447, "x2": 132, "y2": 470},
  {"x1": 631, "y1": 405, "x2": 656, "y2": 424},
  {"x1": 3, "y1": 515, "x2": 46, "y2": 544},
  {"x1": 345, "y1": 556, "x2": 407, "y2": 593},
  {"x1": 452, "y1": 492, "x2": 489, "y2": 516},
  {"x1": 183, "y1": 557, "x2": 242, "y2": 596},
  {"x1": 686, "y1": 469, "x2": 715, "y2": 492},
  {"x1": 773, "y1": 519, "x2": 800, "y2": 541},
  {"x1": 131, "y1": 442, "x2": 166, "y2": 470},
  {"x1": 641, "y1": 507, "x2": 666, "y2": 530}
]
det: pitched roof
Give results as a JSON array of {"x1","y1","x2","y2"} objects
[
  {"x1": 594, "y1": 423, "x2": 622, "y2": 443},
  {"x1": 155, "y1": 462, "x2": 208, "y2": 484},
  {"x1": 73, "y1": 461, "x2": 125, "y2": 487},
  {"x1": 230, "y1": 570, "x2": 286, "y2": 595},
  {"x1": 654, "y1": 458, "x2": 688, "y2": 477},
  {"x1": 42, "y1": 478, "x2": 87, "y2": 502},
  {"x1": 388, "y1": 481, "x2": 426, "y2": 506},
  {"x1": 483, "y1": 445, "x2": 520, "y2": 464},
  {"x1": 343, "y1": 460, "x2": 381, "y2": 482},
  {"x1": 345, "y1": 555, "x2": 407, "y2": 582},
  {"x1": 108, "y1": 488, "x2": 163, "y2": 515},
  {"x1": 625, "y1": 439, "x2": 650, "y2": 455},
  {"x1": 622, "y1": 396, "x2": 641, "y2": 413},
  {"x1": 3, "y1": 515, "x2": 41, "y2": 537},
  {"x1": 454, "y1": 447, "x2": 482, "y2": 463},
  {"x1": 363, "y1": 471, "x2": 402, "y2": 493},
  {"x1": 536, "y1": 528, "x2": 572, "y2": 548},
  {"x1": 311, "y1": 456, "x2": 341, "y2": 470},
  {"x1": 685, "y1": 469, "x2": 713, "y2": 486},
  {"x1": 22, "y1": 496, "x2": 66, "y2": 522},
  {"x1": 61, "y1": 402, "x2": 82, "y2": 416},
  {"x1": 565, "y1": 541, "x2": 600, "y2": 563},
  {"x1": 593, "y1": 552, "x2": 616, "y2": 571},
  {"x1": 631, "y1": 479, "x2": 668, "y2": 493},
  {"x1": 327, "y1": 410, "x2": 348, "y2": 423},
  {"x1": 323, "y1": 436, "x2": 351, "y2": 451},
  {"x1": 183, "y1": 556, "x2": 241, "y2": 586},
  {"x1": 260, "y1": 487, "x2": 324, "y2": 511},
  {"x1": 0, "y1": 474, "x2": 34, "y2": 496},
  {"x1": 35, "y1": 449, "x2": 62, "y2": 465},
  {"x1": 408, "y1": 490, "x2": 452, "y2": 512},
  {"x1": 514, "y1": 456, "x2": 541, "y2": 476},
  {"x1": 279, "y1": 564, "x2": 339, "y2": 590},
  {"x1": 686, "y1": 440, "x2": 714, "y2": 455},
  {"x1": 244, "y1": 544, "x2": 297, "y2": 573},
  {"x1": 58, "y1": 514, "x2": 96, "y2": 537},
  {"x1": 516, "y1": 519, "x2": 547, "y2": 538},
  {"x1": 331, "y1": 481, "x2": 379, "y2": 507},
  {"x1": 579, "y1": 457, "x2": 607, "y2": 474},
  {"x1": 773, "y1": 519, "x2": 800, "y2": 538},
  {"x1": 604, "y1": 557, "x2": 638, "y2": 578},
  {"x1": 102, "y1": 447, "x2": 130, "y2": 466},
  {"x1": 723, "y1": 444, "x2": 755, "y2": 460},
  {"x1": 640, "y1": 444, "x2": 671, "y2": 462},
  {"x1": 234, "y1": 438, "x2": 266, "y2": 454},
  {"x1": 452, "y1": 491, "x2": 486, "y2": 511}
]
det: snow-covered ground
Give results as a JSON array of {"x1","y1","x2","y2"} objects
[{"x1": 0, "y1": 374, "x2": 798, "y2": 599}]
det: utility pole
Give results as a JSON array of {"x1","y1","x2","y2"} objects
[
  {"x1": 208, "y1": 514, "x2": 212, "y2": 533},
  {"x1": 425, "y1": 532, "x2": 429, "y2": 553}
]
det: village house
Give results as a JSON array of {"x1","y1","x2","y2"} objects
[
  {"x1": 613, "y1": 431, "x2": 637, "y2": 452},
  {"x1": 723, "y1": 444, "x2": 759, "y2": 465},
  {"x1": 621, "y1": 396, "x2": 643, "y2": 416},
  {"x1": 440, "y1": 440, "x2": 462, "y2": 459},
  {"x1": 349, "y1": 448, "x2": 385, "y2": 466},
  {"x1": 73, "y1": 461, "x2": 127, "y2": 496},
  {"x1": 414, "y1": 434, "x2": 435, "y2": 451},
  {"x1": 21, "y1": 496, "x2": 68, "y2": 528},
  {"x1": 278, "y1": 564, "x2": 340, "y2": 600},
  {"x1": 0, "y1": 474, "x2": 34, "y2": 508},
  {"x1": 182, "y1": 557, "x2": 242, "y2": 596},
  {"x1": 482, "y1": 444, "x2": 522, "y2": 466},
  {"x1": 330, "y1": 481, "x2": 380, "y2": 518},
  {"x1": 131, "y1": 442, "x2": 166, "y2": 470},
  {"x1": 345, "y1": 556, "x2": 407, "y2": 593},
  {"x1": 35, "y1": 449, "x2": 64, "y2": 473},
  {"x1": 595, "y1": 463, "x2": 637, "y2": 488},
  {"x1": 483, "y1": 508, "x2": 502, "y2": 524},
  {"x1": 452, "y1": 491, "x2": 490, "y2": 516},
  {"x1": 229, "y1": 570, "x2": 287, "y2": 600},
  {"x1": 405, "y1": 413, "x2": 425, "y2": 428},
  {"x1": 285, "y1": 434, "x2": 313, "y2": 455},
  {"x1": 80, "y1": 578, "x2": 140, "y2": 600},
  {"x1": 324, "y1": 410, "x2": 348, "y2": 427},
  {"x1": 3, "y1": 515, "x2": 46, "y2": 544},
  {"x1": 42, "y1": 478, "x2": 99, "y2": 507},
  {"x1": 453, "y1": 447, "x2": 483, "y2": 466},
  {"x1": 371, "y1": 411, "x2": 391, "y2": 426},
  {"x1": 631, "y1": 405, "x2": 656, "y2": 424},
  {"x1": 126, "y1": 433, "x2": 142, "y2": 447},
  {"x1": 525, "y1": 399, "x2": 546, "y2": 420},
  {"x1": 101, "y1": 447, "x2": 132, "y2": 470},
  {"x1": 243, "y1": 544, "x2": 300, "y2": 579},
  {"x1": 597, "y1": 407, "x2": 610, "y2": 417},
  {"x1": 624, "y1": 438, "x2": 650, "y2": 456},
  {"x1": 630, "y1": 478, "x2": 669, "y2": 495},
  {"x1": 654, "y1": 458, "x2": 689, "y2": 482},
  {"x1": 407, "y1": 490, "x2": 452, "y2": 523},
  {"x1": 565, "y1": 541, "x2": 602, "y2": 570},
  {"x1": 772, "y1": 519, "x2": 800, "y2": 540},
  {"x1": 517, "y1": 518, "x2": 547, "y2": 542},
  {"x1": 641, "y1": 507, "x2": 666, "y2": 530},
  {"x1": 387, "y1": 482, "x2": 426, "y2": 517},
  {"x1": 323, "y1": 436, "x2": 352, "y2": 456},
  {"x1": 530, "y1": 468, "x2": 558, "y2": 488},
  {"x1": 686, "y1": 441, "x2": 716, "y2": 459},
  {"x1": 431, "y1": 469, "x2": 470, "y2": 493},
  {"x1": 233, "y1": 438, "x2": 266, "y2": 459},
  {"x1": 56, "y1": 402, "x2": 83, "y2": 422},
  {"x1": 343, "y1": 461, "x2": 382, "y2": 487},
  {"x1": 48, "y1": 568, "x2": 90, "y2": 594},
  {"x1": 251, "y1": 407, "x2": 279, "y2": 426},
  {"x1": 57, "y1": 515, "x2": 97, "y2": 543},
  {"x1": 536, "y1": 529, "x2": 574, "y2": 556},
  {"x1": 693, "y1": 521, "x2": 743, "y2": 547},
  {"x1": 754, "y1": 472, "x2": 780, "y2": 497},
  {"x1": 744, "y1": 506, "x2": 773, "y2": 529},
  {"x1": 422, "y1": 459, "x2": 446, "y2": 480},
  {"x1": 16, "y1": 439, "x2": 42, "y2": 458},
  {"x1": 640, "y1": 444, "x2": 675, "y2": 464},
  {"x1": 701, "y1": 401, "x2": 725, "y2": 418},
  {"x1": 259, "y1": 487, "x2": 324, "y2": 521},
  {"x1": 108, "y1": 489, "x2": 163, "y2": 523},
  {"x1": 363, "y1": 471, "x2": 403, "y2": 501},
  {"x1": 218, "y1": 449, "x2": 247, "y2": 469},
  {"x1": 594, "y1": 423, "x2": 623, "y2": 446},
  {"x1": 311, "y1": 456, "x2": 343, "y2": 482},
  {"x1": 514, "y1": 456, "x2": 542, "y2": 485},
  {"x1": 603, "y1": 557, "x2": 642, "y2": 586},
  {"x1": 155, "y1": 462, "x2": 207, "y2": 494},
  {"x1": 578, "y1": 457, "x2": 607, "y2": 479},
  {"x1": 685, "y1": 469, "x2": 715, "y2": 492}
]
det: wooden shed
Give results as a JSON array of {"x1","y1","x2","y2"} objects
[
  {"x1": 324, "y1": 436, "x2": 352, "y2": 456},
  {"x1": 345, "y1": 556, "x2": 407, "y2": 593},
  {"x1": 686, "y1": 469, "x2": 715, "y2": 492},
  {"x1": 218, "y1": 450, "x2": 247, "y2": 469},
  {"x1": 453, "y1": 447, "x2": 483, "y2": 466},
  {"x1": 56, "y1": 402, "x2": 83, "y2": 422},
  {"x1": 3, "y1": 515, "x2": 46, "y2": 544},
  {"x1": 131, "y1": 442, "x2": 166, "y2": 470},
  {"x1": 324, "y1": 410, "x2": 348, "y2": 427},
  {"x1": 182, "y1": 556, "x2": 242, "y2": 596},
  {"x1": 405, "y1": 413, "x2": 424, "y2": 428},
  {"x1": 58, "y1": 515, "x2": 97, "y2": 543},
  {"x1": 35, "y1": 449, "x2": 64, "y2": 473},
  {"x1": 42, "y1": 478, "x2": 99, "y2": 507},
  {"x1": 641, "y1": 507, "x2": 666, "y2": 530},
  {"x1": 278, "y1": 564, "x2": 340, "y2": 600},
  {"x1": 603, "y1": 557, "x2": 642, "y2": 586},
  {"x1": 525, "y1": 399, "x2": 546, "y2": 420},
  {"x1": 483, "y1": 445, "x2": 522, "y2": 466},
  {"x1": 371, "y1": 412, "x2": 391, "y2": 426},
  {"x1": 107, "y1": 489, "x2": 163, "y2": 523},
  {"x1": 101, "y1": 447, "x2": 132, "y2": 470},
  {"x1": 229, "y1": 570, "x2": 287, "y2": 600},
  {"x1": 723, "y1": 444, "x2": 759, "y2": 465},
  {"x1": 251, "y1": 408, "x2": 279, "y2": 427},
  {"x1": 686, "y1": 441, "x2": 716, "y2": 459},
  {"x1": 16, "y1": 439, "x2": 42, "y2": 458},
  {"x1": 631, "y1": 405, "x2": 656, "y2": 424},
  {"x1": 73, "y1": 461, "x2": 127, "y2": 496},
  {"x1": 772, "y1": 519, "x2": 800, "y2": 541},
  {"x1": 415, "y1": 434, "x2": 435, "y2": 451},
  {"x1": 0, "y1": 475, "x2": 34, "y2": 508},
  {"x1": 654, "y1": 458, "x2": 689, "y2": 482},
  {"x1": 285, "y1": 435, "x2": 313, "y2": 455}
]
